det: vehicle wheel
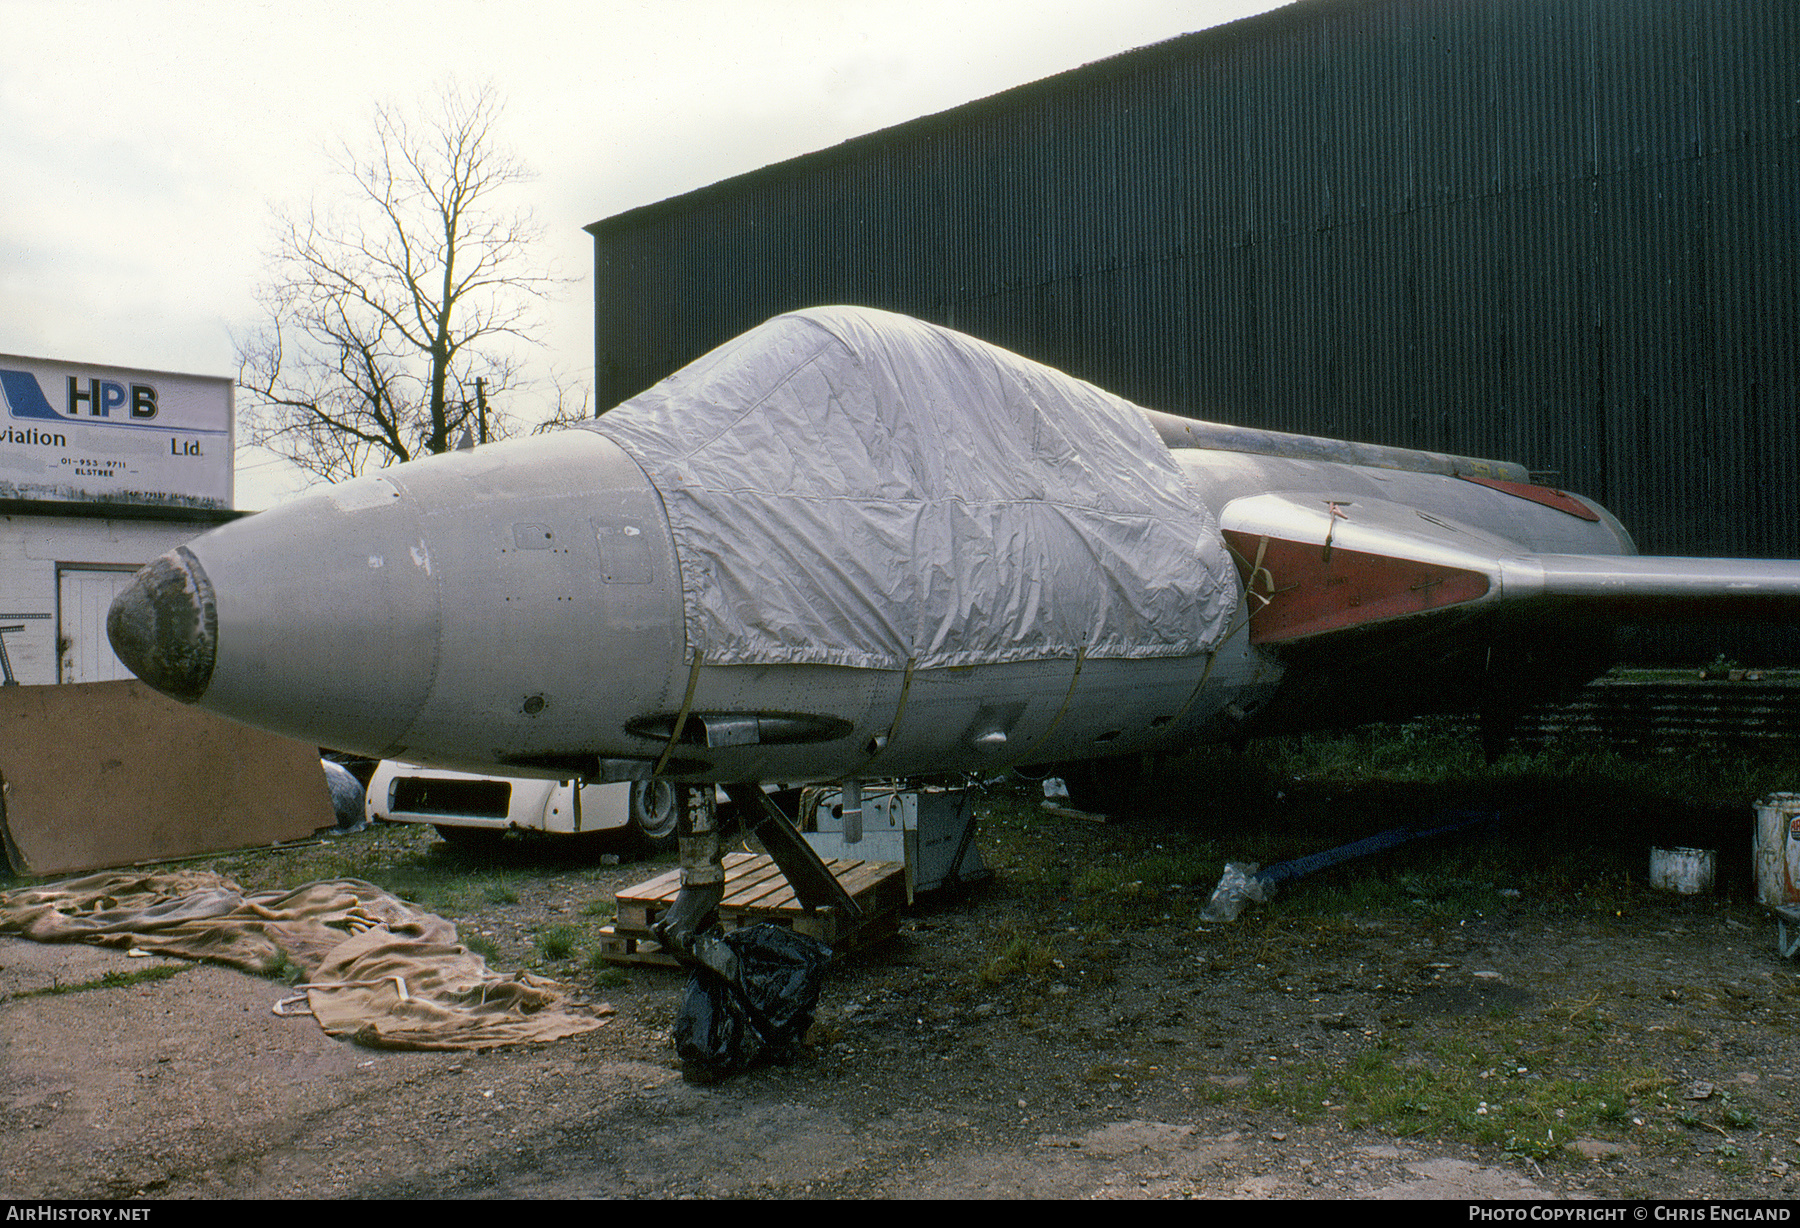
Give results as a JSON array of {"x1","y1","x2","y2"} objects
[
  {"x1": 628, "y1": 779, "x2": 679, "y2": 853},
  {"x1": 320, "y1": 759, "x2": 366, "y2": 831},
  {"x1": 433, "y1": 824, "x2": 505, "y2": 852}
]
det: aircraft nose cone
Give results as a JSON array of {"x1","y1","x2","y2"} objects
[{"x1": 107, "y1": 546, "x2": 218, "y2": 702}]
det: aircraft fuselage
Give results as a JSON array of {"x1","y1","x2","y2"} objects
[{"x1": 107, "y1": 427, "x2": 1635, "y2": 786}]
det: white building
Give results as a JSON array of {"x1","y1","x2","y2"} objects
[{"x1": 0, "y1": 353, "x2": 239, "y2": 685}]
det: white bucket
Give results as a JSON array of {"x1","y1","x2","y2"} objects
[
  {"x1": 1753, "y1": 792, "x2": 1800, "y2": 908},
  {"x1": 1649, "y1": 846, "x2": 1716, "y2": 895}
]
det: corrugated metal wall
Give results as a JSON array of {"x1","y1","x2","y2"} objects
[{"x1": 590, "y1": 0, "x2": 1800, "y2": 661}]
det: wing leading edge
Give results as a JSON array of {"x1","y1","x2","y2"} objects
[{"x1": 1220, "y1": 492, "x2": 1800, "y2": 647}]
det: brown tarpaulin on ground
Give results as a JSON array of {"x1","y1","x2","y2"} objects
[{"x1": 0, "y1": 871, "x2": 613, "y2": 1050}]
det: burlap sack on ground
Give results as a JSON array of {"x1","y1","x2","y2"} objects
[{"x1": 0, "y1": 871, "x2": 612, "y2": 1049}]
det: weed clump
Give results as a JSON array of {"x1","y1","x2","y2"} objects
[
  {"x1": 586, "y1": 948, "x2": 629, "y2": 987},
  {"x1": 261, "y1": 952, "x2": 304, "y2": 985},
  {"x1": 12, "y1": 964, "x2": 192, "y2": 999},
  {"x1": 535, "y1": 924, "x2": 580, "y2": 961},
  {"x1": 979, "y1": 934, "x2": 1063, "y2": 985},
  {"x1": 480, "y1": 880, "x2": 521, "y2": 905}
]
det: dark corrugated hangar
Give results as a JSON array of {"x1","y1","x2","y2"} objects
[{"x1": 589, "y1": 0, "x2": 1800, "y2": 663}]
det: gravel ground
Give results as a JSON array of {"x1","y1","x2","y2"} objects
[{"x1": 2, "y1": 771, "x2": 1797, "y2": 1200}]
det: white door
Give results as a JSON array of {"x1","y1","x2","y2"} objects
[{"x1": 58, "y1": 566, "x2": 140, "y2": 683}]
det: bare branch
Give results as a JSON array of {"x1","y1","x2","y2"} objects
[
  {"x1": 531, "y1": 370, "x2": 595, "y2": 435},
  {"x1": 235, "y1": 81, "x2": 559, "y2": 484}
]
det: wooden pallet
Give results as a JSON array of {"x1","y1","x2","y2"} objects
[{"x1": 599, "y1": 851, "x2": 907, "y2": 968}]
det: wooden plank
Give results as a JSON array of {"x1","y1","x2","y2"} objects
[
  {"x1": 832, "y1": 861, "x2": 897, "y2": 896},
  {"x1": 718, "y1": 859, "x2": 797, "y2": 908},
  {"x1": 625, "y1": 864, "x2": 686, "y2": 900},
  {"x1": 594, "y1": 925, "x2": 680, "y2": 968},
  {"x1": 604, "y1": 851, "x2": 908, "y2": 967}
]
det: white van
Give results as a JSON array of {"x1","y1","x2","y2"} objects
[{"x1": 364, "y1": 761, "x2": 677, "y2": 852}]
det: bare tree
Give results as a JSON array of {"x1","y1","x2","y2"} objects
[
  {"x1": 530, "y1": 369, "x2": 594, "y2": 435},
  {"x1": 236, "y1": 83, "x2": 553, "y2": 484}
]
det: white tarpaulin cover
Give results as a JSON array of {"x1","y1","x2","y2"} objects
[{"x1": 585, "y1": 307, "x2": 1239, "y2": 670}]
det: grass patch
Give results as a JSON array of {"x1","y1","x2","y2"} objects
[
  {"x1": 1069, "y1": 844, "x2": 1222, "y2": 925},
  {"x1": 534, "y1": 924, "x2": 580, "y2": 961},
  {"x1": 1247, "y1": 1033, "x2": 1671, "y2": 1160},
  {"x1": 201, "y1": 825, "x2": 557, "y2": 920},
  {"x1": 586, "y1": 948, "x2": 629, "y2": 986},
  {"x1": 261, "y1": 951, "x2": 305, "y2": 984},
  {"x1": 970, "y1": 782, "x2": 1082, "y2": 897},
  {"x1": 1262, "y1": 710, "x2": 1800, "y2": 810},
  {"x1": 378, "y1": 865, "x2": 478, "y2": 913},
  {"x1": 980, "y1": 710, "x2": 1796, "y2": 1164},
  {"x1": 1264, "y1": 717, "x2": 1492, "y2": 786},
  {"x1": 1130, "y1": 712, "x2": 1800, "y2": 920},
  {"x1": 979, "y1": 931, "x2": 1064, "y2": 985},
  {"x1": 10, "y1": 964, "x2": 191, "y2": 1000},
  {"x1": 984, "y1": 724, "x2": 1760, "y2": 932},
  {"x1": 477, "y1": 879, "x2": 521, "y2": 906},
  {"x1": 1072, "y1": 848, "x2": 1220, "y2": 896}
]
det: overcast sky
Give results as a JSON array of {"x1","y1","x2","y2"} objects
[{"x1": 1, "y1": 0, "x2": 1287, "y2": 506}]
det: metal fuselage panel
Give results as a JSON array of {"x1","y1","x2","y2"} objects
[
  {"x1": 1173, "y1": 450, "x2": 1635, "y2": 736},
  {"x1": 183, "y1": 433, "x2": 685, "y2": 767},
  {"x1": 634, "y1": 449, "x2": 1636, "y2": 778},
  {"x1": 151, "y1": 432, "x2": 1645, "y2": 782},
  {"x1": 1172, "y1": 449, "x2": 1634, "y2": 558}
]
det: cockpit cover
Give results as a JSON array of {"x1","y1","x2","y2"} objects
[{"x1": 585, "y1": 306, "x2": 1238, "y2": 670}]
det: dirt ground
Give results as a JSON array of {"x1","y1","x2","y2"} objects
[{"x1": 2, "y1": 770, "x2": 1797, "y2": 1201}]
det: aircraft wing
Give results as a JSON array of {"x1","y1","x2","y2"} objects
[
  {"x1": 1493, "y1": 554, "x2": 1800, "y2": 625},
  {"x1": 1219, "y1": 492, "x2": 1800, "y2": 648}
]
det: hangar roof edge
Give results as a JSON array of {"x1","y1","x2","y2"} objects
[{"x1": 584, "y1": 0, "x2": 1318, "y2": 235}]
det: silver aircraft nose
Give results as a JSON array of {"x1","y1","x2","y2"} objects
[
  {"x1": 107, "y1": 545, "x2": 218, "y2": 703},
  {"x1": 104, "y1": 431, "x2": 686, "y2": 771},
  {"x1": 108, "y1": 468, "x2": 442, "y2": 756}
]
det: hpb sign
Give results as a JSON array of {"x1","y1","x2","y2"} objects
[{"x1": 0, "y1": 355, "x2": 232, "y2": 510}]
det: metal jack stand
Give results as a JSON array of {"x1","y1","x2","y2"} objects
[
  {"x1": 0, "y1": 627, "x2": 22, "y2": 686},
  {"x1": 653, "y1": 783, "x2": 862, "y2": 983},
  {"x1": 1775, "y1": 905, "x2": 1800, "y2": 960},
  {"x1": 724, "y1": 783, "x2": 863, "y2": 923},
  {"x1": 0, "y1": 613, "x2": 51, "y2": 686}
]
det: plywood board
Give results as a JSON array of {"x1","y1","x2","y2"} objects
[{"x1": 0, "y1": 680, "x2": 330, "y2": 875}]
